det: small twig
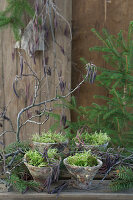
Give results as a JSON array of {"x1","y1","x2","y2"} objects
[
  {"x1": 9, "y1": 161, "x2": 24, "y2": 172},
  {"x1": 23, "y1": 118, "x2": 49, "y2": 125},
  {"x1": 0, "y1": 130, "x2": 15, "y2": 138},
  {"x1": 24, "y1": 61, "x2": 39, "y2": 82},
  {"x1": 20, "y1": 111, "x2": 49, "y2": 128},
  {"x1": 0, "y1": 152, "x2": 6, "y2": 174},
  {"x1": 49, "y1": 0, "x2": 72, "y2": 41},
  {"x1": 5, "y1": 149, "x2": 24, "y2": 159}
]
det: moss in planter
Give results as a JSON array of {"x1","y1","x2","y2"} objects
[
  {"x1": 26, "y1": 148, "x2": 58, "y2": 167},
  {"x1": 67, "y1": 151, "x2": 98, "y2": 167},
  {"x1": 32, "y1": 130, "x2": 67, "y2": 143},
  {"x1": 74, "y1": 130, "x2": 110, "y2": 145}
]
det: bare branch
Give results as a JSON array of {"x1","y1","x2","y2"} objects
[
  {"x1": 21, "y1": 114, "x2": 49, "y2": 127},
  {"x1": 0, "y1": 131, "x2": 15, "y2": 138},
  {"x1": 16, "y1": 71, "x2": 88, "y2": 142}
]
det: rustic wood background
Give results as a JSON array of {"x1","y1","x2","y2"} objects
[
  {"x1": 72, "y1": 0, "x2": 133, "y2": 121},
  {"x1": 0, "y1": 0, "x2": 72, "y2": 146},
  {"x1": 0, "y1": 0, "x2": 133, "y2": 146}
]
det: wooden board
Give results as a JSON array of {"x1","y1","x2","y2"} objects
[
  {"x1": 0, "y1": 0, "x2": 72, "y2": 146},
  {"x1": 0, "y1": 0, "x2": 17, "y2": 146},
  {"x1": 0, "y1": 3, "x2": 5, "y2": 149},
  {"x1": 72, "y1": 0, "x2": 133, "y2": 121},
  {"x1": 1, "y1": 0, "x2": 133, "y2": 145},
  {"x1": 0, "y1": 193, "x2": 133, "y2": 200},
  {"x1": 0, "y1": 180, "x2": 133, "y2": 200}
]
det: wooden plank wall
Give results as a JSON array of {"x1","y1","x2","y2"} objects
[
  {"x1": 0, "y1": 0, "x2": 72, "y2": 146},
  {"x1": 1, "y1": 0, "x2": 133, "y2": 146},
  {"x1": 72, "y1": 0, "x2": 133, "y2": 121}
]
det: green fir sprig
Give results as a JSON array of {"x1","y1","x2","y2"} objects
[
  {"x1": 110, "y1": 166, "x2": 133, "y2": 191},
  {"x1": 87, "y1": 22, "x2": 133, "y2": 147},
  {"x1": 58, "y1": 21, "x2": 133, "y2": 148},
  {"x1": 0, "y1": 0, "x2": 34, "y2": 40},
  {"x1": 3, "y1": 142, "x2": 37, "y2": 193},
  {"x1": 7, "y1": 173, "x2": 40, "y2": 193}
]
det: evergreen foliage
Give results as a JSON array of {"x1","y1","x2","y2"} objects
[
  {"x1": 4, "y1": 141, "x2": 30, "y2": 167},
  {"x1": 110, "y1": 166, "x2": 133, "y2": 191},
  {"x1": 3, "y1": 142, "x2": 37, "y2": 193},
  {"x1": 51, "y1": 96, "x2": 89, "y2": 143},
  {"x1": 55, "y1": 21, "x2": 133, "y2": 148},
  {"x1": 4, "y1": 141, "x2": 30, "y2": 154},
  {"x1": 0, "y1": 0, "x2": 34, "y2": 40},
  {"x1": 88, "y1": 22, "x2": 133, "y2": 147},
  {"x1": 7, "y1": 167, "x2": 40, "y2": 193}
]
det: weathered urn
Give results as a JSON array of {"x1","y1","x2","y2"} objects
[
  {"x1": 24, "y1": 154, "x2": 61, "y2": 185},
  {"x1": 82, "y1": 142, "x2": 109, "y2": 151},
  {"x1": 63, "y1": 157, "x2": 102, "y2": 189},
  {"x1": 24, "y1": 154, "x2": 52, "y2": 185},
  {"x1": 33, "y1": 140, "x2": 69, "y2": 154}
]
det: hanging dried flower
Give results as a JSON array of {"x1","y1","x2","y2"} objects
[
  {"x1": 47, "y1": 67, "x2": 51, "y2": 76},
  {"x1": 20, "y1": 55, "x2": 23, "y2": 76},
  {"x1": 59, "y1": 80, "x2": 66, "y2": 94},
  {"x1": 35, "y1": 1, "x2": 39, "y2": 16},
  {"x1": 12, "y1": 49, "x2": 15, "y2": 61},
  {"x1": 86, "y1": 63, "x2": 97, "y2": 83},
  {"x1": 61, "y1": 114, "x2": 67, "y2": 127},
  {"x1": 13, "y1": 80, "x2": 19, "y2": 98}
]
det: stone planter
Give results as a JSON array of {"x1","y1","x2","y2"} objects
[
  {"x1": 63, "y1": 157, "x2": 102, "y2": 190},
  {"x1": 24, "y1": 154, "x2": 61, "y2": 186},
  {"x1": 82, "y1": 142, "x2": 109, "y2": 151},
  {"x1": 32, "y1": 140, "x2": 69, "y2": 154}
]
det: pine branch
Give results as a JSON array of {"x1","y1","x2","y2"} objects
[
  {"x1": 110, "y1": 166, "x2": 133, "y2": 191},
  {"x1": 0, "y1": 0, "x2": 34, "y2": 40}
]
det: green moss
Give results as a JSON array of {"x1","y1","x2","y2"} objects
[
  {"x1": 26, "y1": 148, "x2": 58, "y2": 167},
  {"x1": 67, "y1": 151, "x2": 98, "y2": 167},
  {"x1": 74, "y1": 130, "x2": 110, "y2": 145},
  {"x1": 32, "y1": 130, "x2": 67, "y2": 143}
]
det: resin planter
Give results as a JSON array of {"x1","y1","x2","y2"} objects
[
  {"x1": 63, "y1": 157, "x2": 102, "y2": 190},
  {"x1": 24, "y1": 155, "x2": 61, "y2": 185},
  {"x1": 33, "y1": 140, "x2": 68, "y2": 153}
]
